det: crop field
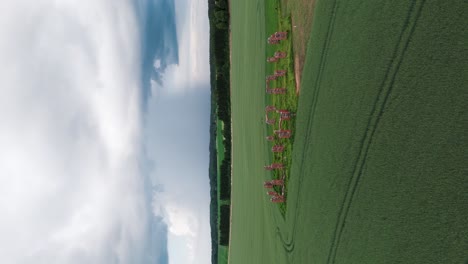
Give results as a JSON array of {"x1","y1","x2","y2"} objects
[{"x1": 230, "y1": 0, "x2": 468, "y2": 264}]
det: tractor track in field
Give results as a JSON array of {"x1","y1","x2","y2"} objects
[
  {"x1": 274, "y1": 0, "x2": 426, "y2": 261},
  {"x1": 325, "y1": 1, "x2": 426, "y2": 263},
  {"x1": 274, "y1": 0, "x2": 340, "y2": 256}
]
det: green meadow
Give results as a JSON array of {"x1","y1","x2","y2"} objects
[{"x1": 229, "y1": 0, "x2": 468, "y2": 264}]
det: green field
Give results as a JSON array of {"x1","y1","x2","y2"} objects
[
  {"x1": 218, "y1": 245, "x2": 229, "y2": 264},
  {"x1": 229, "y1": 0, "x2": 468, "y2": 264}
]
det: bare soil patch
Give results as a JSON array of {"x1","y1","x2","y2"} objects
[{"x1": 285, "y1": 0, "x2": 317, "y2": 93}]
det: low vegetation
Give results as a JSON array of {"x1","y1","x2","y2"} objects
[{"x1": 264, "y1": 0, "x2": 298, "y2": 215}]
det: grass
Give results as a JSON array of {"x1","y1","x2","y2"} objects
[
  {"x1": 229, "y1": 0, "x2": 289, "y2": 262},
  {"x1": 218, "y1": 245, "x2": 229, "y2": 264},
  {"x1": 229, "y1": 0, "x2": 468, "y2": 263}
]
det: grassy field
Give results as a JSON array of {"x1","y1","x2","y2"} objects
[
  {"x1": 218, "y1": 245, "x2": 229, "y2": 264},
  {"x1": 230, "y1": 0, "x2": 289, "y2": 262},
  {"x1": 230, "y1": 0, "x2": 468, "y2": 263}
]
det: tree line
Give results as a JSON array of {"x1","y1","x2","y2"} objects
[
  {"x1": 208, "y1": 0, "x2": 231, "y2": 262},
  {"x1": 208, "y1": 97, "x2": 219, "y2": 264},
  {"x1": 219, "y1": 204, "x2": 231, "y2": 246},
  {"x1": 210, "y1": 0, "x2": 231, "y2": 202}
]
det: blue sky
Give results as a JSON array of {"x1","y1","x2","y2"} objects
[
  {"x1": 137, "y1": 0, "x2": 179, "y2": 100},
  {"x1": 0, "y1": 0, "x2": 210, "y2": 263}
]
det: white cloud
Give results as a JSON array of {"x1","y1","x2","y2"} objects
[
  {"x1": 154, "y1": 59, "x2": 162, "y2": 69},
  {"x1": 166, "y1": 204, "x2": 197, "y2": 237},
  {"x1": 0, "y1": 0, "x2": 155, "y2": 263}
]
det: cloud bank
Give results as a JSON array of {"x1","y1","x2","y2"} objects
[
  {"x1": 142, "y1": 0, "x2": 212, "y2": 262},
  {"x1": 145, "y1": 89, "x2": 211, "y2": 264},
  {"x1": 0, "y1": 0, "x2": 179, "y2": 263}
]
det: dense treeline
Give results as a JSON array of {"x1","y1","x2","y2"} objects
[
  {"x1": 208, "y1": 0, "x2": 231, "y2": 262},
  {"x1": 210, "y1": 0, "x2": 231, "y2": 202},
  {"x1": 219, "y1": 122, "x2": 231, "y2": 201},
  {"x1": 219, "y1": 205, "x2": 231, "y2": 246},
  {"x1": 208, "y1": 96, "x2": 219, "y2": 264},
  {"x1": 211, "y1": 0, "x2": 231, "y2": 125}
]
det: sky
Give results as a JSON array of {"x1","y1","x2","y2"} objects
[{"x1": 0, "y1": 0, "x2": 211, "y2": 264}]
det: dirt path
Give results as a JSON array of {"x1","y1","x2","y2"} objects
[
  {"x1": 294, "y1": 52, "x2": 301, "y2": 95},
  {"x1": 288, "y1": 0, "x2": 317, "y2": 94}
]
